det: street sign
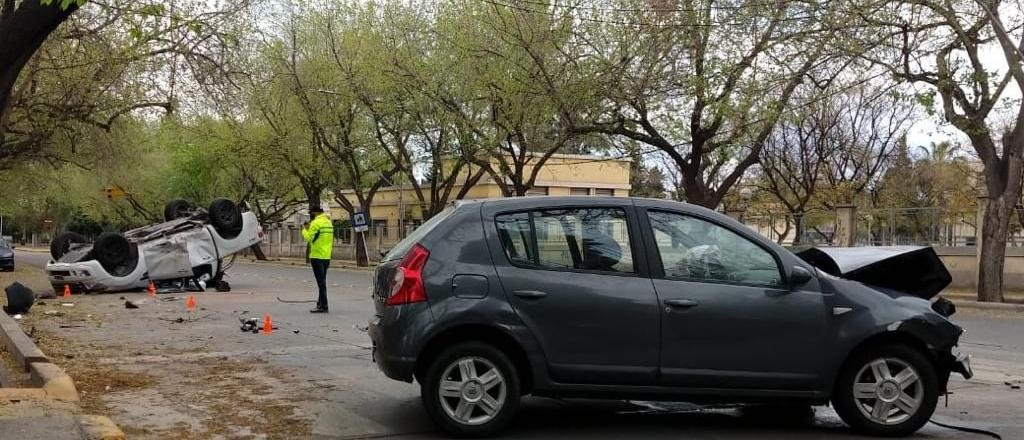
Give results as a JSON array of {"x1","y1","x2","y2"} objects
[
  {"x1": 352, "y1": 211, "x2": 369, "y2": 233},
  {"x1": 105, "y1": 185, "x2": 125, "y2": 199}
]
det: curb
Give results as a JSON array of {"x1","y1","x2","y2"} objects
[
  {"x1": 30, "y1": 361, "x2": 79, "y2": 401},
  {"x1": 77, "y1": 415, "x2": 127, "y2": 440},
  {"x1": 244, "y1": 258, "x2": 377, "y2": 272},
  {"x1": 0, "y1": 312, "x2": 48, "y2": 371},
  {"x1": 949, "y1": 299, "x2": 1024, "y2": 312},
  {"x1": 0, "y1": 312, "x2": 79, "y2": 401}
]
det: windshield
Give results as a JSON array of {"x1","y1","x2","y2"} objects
[
  {"x1": 0, "y1": 240, "x2": 8, "y2": 249},
  {"x1": 382, "y1": 205, "x2": 458, "y2": 262}
]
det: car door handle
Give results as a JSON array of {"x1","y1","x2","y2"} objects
[
  {"x1": 513, "y1": 290, "x2": 548, "y2": 299},
  {"x1": 664, "y1": 299, "x2": 699, "y2": 308}
]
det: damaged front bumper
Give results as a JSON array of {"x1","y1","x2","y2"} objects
[{"x1": 949, "y1": 348, "x2": 973, "y2": 380}]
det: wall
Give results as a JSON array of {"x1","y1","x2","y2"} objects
[{"x1": 935, "y1": 247, "x2": 1024, "y2": 289}]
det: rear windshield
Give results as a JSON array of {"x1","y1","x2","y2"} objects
[{"x1": 382, "y1": 205, "x2": 458, "y2": 262}]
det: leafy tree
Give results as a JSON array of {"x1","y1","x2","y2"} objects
[{"x1": 859, "y1": 0, "x2": 1024, "y2": 301}]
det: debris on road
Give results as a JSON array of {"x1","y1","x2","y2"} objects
[
  {"x1": 124, "y1": 300, "x2": 139, "y2": 309},
  {"x1": 61, "y1": 303, "x2": 74, "y2": 307}
]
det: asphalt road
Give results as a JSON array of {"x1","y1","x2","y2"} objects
[{"x1": 14, "y1": 250, "x2": 1024, "y2": 439}]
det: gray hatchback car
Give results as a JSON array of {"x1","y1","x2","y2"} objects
[{"x1": 369, "y1": 197, "x2": 971, "y2": 438}]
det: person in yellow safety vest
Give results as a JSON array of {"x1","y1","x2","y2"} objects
[{"x1": 302, "y1": 205, "x2": 334, "y2": 313}]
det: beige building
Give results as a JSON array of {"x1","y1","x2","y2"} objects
[{"x1": 332, "y1": 153, "x2": 632, "y2": 240}]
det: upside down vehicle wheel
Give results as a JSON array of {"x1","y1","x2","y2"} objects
[
  {"x1": 209, "y1": 198, "x2": 243, "y2": 238},
  {"x1": 50, "y1": 231, "x2": 88, "y2": 260},
  {"x1": 93, "y1": 232, "x2": 130, "y2": 271}
]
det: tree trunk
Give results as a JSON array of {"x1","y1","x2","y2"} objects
[
  {"x1": 792, "y1": 214, "x2": 805, "y2": 246},
  {"x1": 978, "y1": 195, "x2": 1012, "y2": 302},
  {"x1": 0, "y1": 1, "x2": 78, "y2": 134}
]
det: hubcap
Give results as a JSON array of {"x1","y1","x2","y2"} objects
[
  {"x1": 853, "y1": 357, "x2": 923, "y2": 425},
  {"x1": 438, "y1": 357, "x2": 507, "y2": 426}
]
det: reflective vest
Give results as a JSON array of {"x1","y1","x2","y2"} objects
[{"x1": 302, "y1": 213, "x2": 334, "y2": 259}]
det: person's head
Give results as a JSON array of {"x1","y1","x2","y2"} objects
[{"x1": 310, "y1": 206, "x2": 325, "y2": 216}]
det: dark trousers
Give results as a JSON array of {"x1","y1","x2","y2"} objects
[{"x1": 311, "y1": 258, "x2": 330, "y2": 309}]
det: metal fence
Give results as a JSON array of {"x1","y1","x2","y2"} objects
[
  {"x1": 856, "y1": 208, "x2": 977, "y2": 247},
  {"x1": 744, "y1": 207, "x2": 985, "y2": 247}
]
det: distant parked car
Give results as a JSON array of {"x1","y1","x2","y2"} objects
[
  {"x1": 0, "y1": 239, "x2": 14, "y2": 272},
  {"x1": 368, "y1": 197, "x2": 971, "y2": 438},
  {"x1": 45, "y1": 198, "x2": 263, "y2": 293}
]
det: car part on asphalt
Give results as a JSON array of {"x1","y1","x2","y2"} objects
[
  {"x1": 163, "y1": 199, "x2": 195, "y2": 222},
  {"x1": 3, "y1": 282, "x2": 34, "y2": 315},
  {"x1": 50, "y1": 231, "x2": 88, "y2": 260},
  {"x1": 929, "y1": 418, "x2": 1003, "y2": 439},
  {"x1": 367, "y1": 197, "x2": 972, "y2": 438}
]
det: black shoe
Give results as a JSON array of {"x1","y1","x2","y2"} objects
[{"x1": 309, "y1": 308, "x2": 328, "y2": 313}]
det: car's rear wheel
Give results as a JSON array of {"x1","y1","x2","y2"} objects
[
  {"x1": 50, "y1": 231, "x2": 88, "y2": 260},
  {"x1": 164, "y1": 199, "x2": 194, "y2": 222},
  {"x1": 832, "y1": 344, "x2": 938, "y2": 437},
  {"x1": 421, "y1": 342, "x2": 520, "y2": 438},
  {"x1": 93, "y1": 232, "x2": 130, "y2": 270},
  {"x1": 208, "y1": 198, "x2": 243, "y2": 239}
]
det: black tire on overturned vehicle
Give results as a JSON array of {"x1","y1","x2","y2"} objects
[
  {"x1": 50, "y1": 231, "x2": 88, "y2": 260},
  {"x1": 208, "y1": 198, "x2": 243, "y2": 238},
  {"x1": 163, "y1": 199, "x2": 194, "y2": 222},
  {"x1": 93, "y1": 232, "x2": 131, "y2": 270}
]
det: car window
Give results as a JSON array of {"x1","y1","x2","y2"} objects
[
  {"x1": 495, "y1": 207, "x2": 634, "y2": 273},
  {"x1": 495, "y1": 212, "x2": 535, "y2": 266},
  {"x1": 648, "y1": 210, "x2": 782, "y2": 286}
]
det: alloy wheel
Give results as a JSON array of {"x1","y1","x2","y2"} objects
[
  {"x1": 438, "y1": 356, "x2": 507, "y2": 426},
  {"x1": 852, "y1": 357, "x2": 923, "y2": 425}
]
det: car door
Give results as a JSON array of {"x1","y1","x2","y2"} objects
[
  {"x1": 485, "y1": 204, "x2": 661, "y2": 386},
  {"x1": 641, "y1": 208, "x2": 828, "y2": 391}
]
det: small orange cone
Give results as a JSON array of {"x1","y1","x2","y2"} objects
[
  {"x1": 62, "y1": 284, "x2": 71, "y2": 298},
  {"x1": 262, "y1": 313, "x2": 273, "y2": 334},
  {"x1": 148, "y1": 281, "x2": 156, "y2": 296},
  {"x1": 186, "y1": 294, "x2": 196, "y2": 311}
]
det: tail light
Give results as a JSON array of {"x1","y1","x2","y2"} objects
[{"x1": 385, "y1": 244, "x2": 430, "y2": 306}]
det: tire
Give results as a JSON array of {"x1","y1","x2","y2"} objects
[
  {"x1": 421, "y1": 341, "x2": 521, "y2": 438},
  {"x1": 164, "y1": 199, "x2": 195, "y2": 222},
  {"x1": 832, "y1": 344, "x2": 938, "y2": 437},
  {"x1": 93, "y1": 232, "x2": 131, "y2": 270},
  {"x1": 50, "y1": 231, "x2": 88, "y2": 260},
  {"x1": 208, "y1": 198, "x2": 243, "y2": 238}
]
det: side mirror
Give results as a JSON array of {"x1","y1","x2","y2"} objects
[{"x1": 788, "y1": 266, "x2": 813, "y2": 287}]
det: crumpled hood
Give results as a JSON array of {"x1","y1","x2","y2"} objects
[{"x1": 796, "y1": 246, "x2": 952, "y2": 299}]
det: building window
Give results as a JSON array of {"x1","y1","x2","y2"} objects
[
  {"x1": 526, "y1": 186, "x2": 549, "y2": 196},
  {"x1": 372, "y1": 219, "x2": 388, "y2": 238},
  {"x1": 570, "y1": 188, "x2": 590, "y2": 196},
  {"x1": 594, "y1": 188, "x2": 614, "y2": 196}
]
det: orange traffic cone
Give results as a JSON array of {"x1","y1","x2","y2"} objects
[
  {"x1": 148, "y1": 281, "x2": 156, "y2": 296},
  {"x1": 262, "y1": 313, "x2": 273, "y2": 334},
  {"x1": 62, "y1": 284, "x2": 71, "y2": 298},
  {"x1": 186, "y1": 294, "x2": 196, "y2": 311}
]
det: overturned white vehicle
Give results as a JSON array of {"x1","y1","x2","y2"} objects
[{"x1": 46, "y1": 198, "x2": 263, "y2": 293}]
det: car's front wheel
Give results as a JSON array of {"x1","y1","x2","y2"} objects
[
  {"x1": 421, "y1": 342, "x2": 520, "y2": 438},
  {"x1": 832, "y1": 344, "x2": 938, "y2": 437}
]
